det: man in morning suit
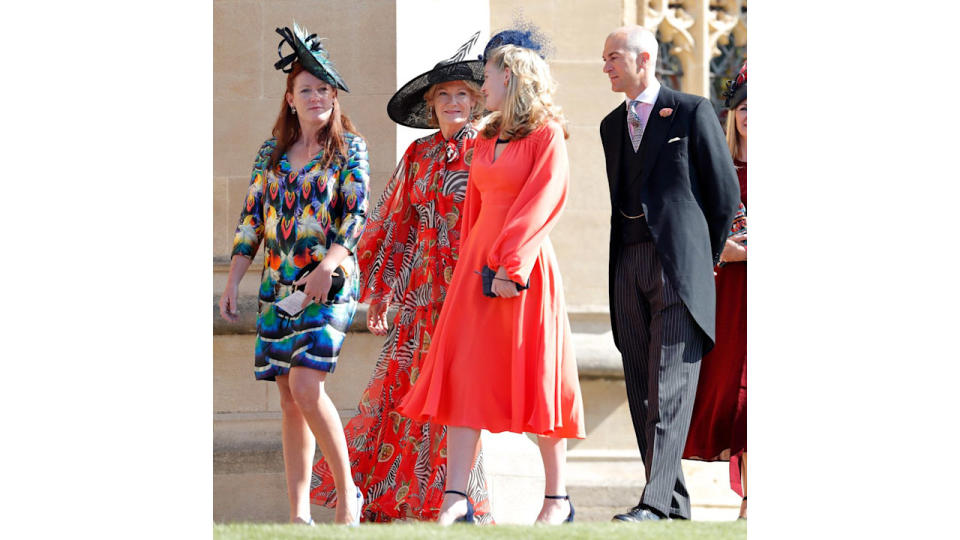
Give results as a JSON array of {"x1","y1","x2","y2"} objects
[{"x1": 599, "y1": 26, "x2": 741, "y2": 522}]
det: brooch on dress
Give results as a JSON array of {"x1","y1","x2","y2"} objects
[{"x1": 444, "y1": 141, "x2": 459, "y2": 163}]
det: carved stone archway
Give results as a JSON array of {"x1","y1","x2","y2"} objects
[{"x1": 635, "y1": 0, "x2": 747, "y2": 98}]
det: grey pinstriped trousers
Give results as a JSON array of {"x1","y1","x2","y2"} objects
[{"x1": 613, "y1": 240, "x2": 706, "y2": 519}]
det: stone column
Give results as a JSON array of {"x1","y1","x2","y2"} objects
[{"x1": 689, "y1": 0, "x2": 711, "y2": 97}]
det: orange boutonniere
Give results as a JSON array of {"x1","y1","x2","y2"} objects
[{"x1": 659, "y1": 108, "x2": 674, "y2": 117}]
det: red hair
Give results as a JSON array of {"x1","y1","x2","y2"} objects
[{"x1": 268, "y1": 62, "x2": 361, "y2": 170}]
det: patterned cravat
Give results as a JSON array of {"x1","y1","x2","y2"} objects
[{"x1": 628, "y1": 100, "x2": 647, "y2": 152}]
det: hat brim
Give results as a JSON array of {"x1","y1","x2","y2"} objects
[{"x1": 387, "y1": 60, "x2": 484, "y2": 129}]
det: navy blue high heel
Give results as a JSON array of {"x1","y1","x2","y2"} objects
[
  {"x1": 545, "y1": 494, "x2": 575, "y2": 523},
  {"x1": 444, "y1": 489, "x2": 475, "y2": 524}
]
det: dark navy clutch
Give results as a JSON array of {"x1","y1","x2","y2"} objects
[{"x1": 478, "y1": 265, "x2": 529, "y2": 298}]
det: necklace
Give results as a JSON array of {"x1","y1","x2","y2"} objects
[{"x1": 496, "y1": 138, "x2": 510, "y2": 144}]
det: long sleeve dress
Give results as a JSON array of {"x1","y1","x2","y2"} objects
[
  {"x1": 230, "y1": 134, "x2": 369, "y2": 379},
  {"x1": 397, "y1": 120, "x2": 585, "y2": 439},
  {"x1": 310, "y1": 125, "x2": 493, "y2": 522},
  {"x1": 683, "y1": 158, "x2": 747, "y2": 496}
]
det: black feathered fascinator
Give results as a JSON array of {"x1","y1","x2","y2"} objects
[
  {"x1": 387, "y1": 31, "x2": 485, "y2": 129},
  {"x1": 274, "y1": 22, "x2": 349, "y2": 92}
]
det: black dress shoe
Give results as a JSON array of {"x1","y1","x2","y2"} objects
[{"x1": 612, "y1": 505, "x2": 666, "y2": 522}]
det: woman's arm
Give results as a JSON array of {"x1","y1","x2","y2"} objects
[
  {"x1": 219, "y1": 254, "x2": 253, "y2": 321},
  {"x1": 332, "y1": 134, "x2": 371, "y2": 254},
  {"x1": 356, "y1": 143, "x2": 418, "y2": 308},
  {"x1": 219, "y1": 140, "x2": 274, "y2": 320},
  {"x1": 296, "y1": 134, "x2": 370, "y2": 308},
  {"x1": 486, "y1": 122, "x2": 569, "y2": 288},
  {"x1": 719, "y1": 201, "x2": 747, "y2": 264}
]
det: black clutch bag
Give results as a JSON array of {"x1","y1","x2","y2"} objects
[
  {"x1": 294, "y1": 261, "x2": 347, "y2": 304},
  {"x1": 479, "y1": 265, "x2": 529, "y2": 298}
]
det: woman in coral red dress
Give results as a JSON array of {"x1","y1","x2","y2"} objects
[
  {"x1": 398, "y1": 29, "x2": 585, "y2": 526},
  {"x1": 683, "y1": 62, "x2": 748, "y2": 520},
  {"x1": 310, "y1": 34, "x2": 493, "y2": 523}
]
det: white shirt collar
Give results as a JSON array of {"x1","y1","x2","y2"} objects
[{"x1": 625, "y1": 80, "x2": 662, "y2": 109}]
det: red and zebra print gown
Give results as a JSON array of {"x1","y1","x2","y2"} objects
[{"x1": 310, "y1": 124, "x2": 493, "y2": 522}]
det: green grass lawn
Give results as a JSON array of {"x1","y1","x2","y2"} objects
[{"x1": 214, "y1": 520, "x2": 746, "y2": 540}]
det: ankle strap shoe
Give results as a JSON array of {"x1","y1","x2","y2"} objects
[
  {"x1": 545, "y1": 494, "x2": 575, "y2": 523},
  {"x1": 444, "y1": 489, "x2": 475, "y2": 524}
]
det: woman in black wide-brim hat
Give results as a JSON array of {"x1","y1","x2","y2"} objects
[
  {"x1": 218, "y1": 22, "x2": 368, "y2": 526},
  {"x1": 310, "y1": 32, "x2": 496, "y2": 523}
]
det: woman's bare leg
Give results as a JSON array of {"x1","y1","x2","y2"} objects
[
  {"x1": 275, "y1": 374, "x2": 316, "y2": 523},
  {"x1": 535, "y1": 435, "x2": 571, "y2": 523},
  {"x1": 739, "y1": 452, "x2": 747, "y2": 519},
  {"x1": 438, "y1": 426, "x2": 481, "y2": 525},
  {"x1": 287, "y1": 366, "x2": 358, "y2": 524}
]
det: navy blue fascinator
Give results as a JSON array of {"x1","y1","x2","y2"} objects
[
  {"x1": 482, "y1": 17, "x2": 551, "y2": 61},
  {"x1": 274, "y1": 22, "x2": 349, "y2": 92}
]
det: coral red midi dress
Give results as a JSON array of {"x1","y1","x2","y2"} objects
[{"x1": 398, "y1": 121, "x2": 585, "y2": 439}]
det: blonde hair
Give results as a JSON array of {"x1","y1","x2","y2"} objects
[
  {"x1": 423, "y1": 80, "x2": 485, "y2": 128},
  {"x1": 481, "y1": 45, "x2": 568, "y2": 140},
  {"x1": 725, "y1": 106, "x2": 745, "y2": 163}
]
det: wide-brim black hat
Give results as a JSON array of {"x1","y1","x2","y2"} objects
[
  {"x1": 387, "y1": 32, "x2": 484, "y2": 129},
  {"x1": 274, "y1": 22, "x2": 349, "y2": 92}
]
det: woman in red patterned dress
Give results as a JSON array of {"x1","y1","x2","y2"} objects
[
  {"x1": 683, "y1": 62, "x2": 748, "y2": 520},
  {"x1": 310, "y1": 34, "x2": 494, "y2": 523}
]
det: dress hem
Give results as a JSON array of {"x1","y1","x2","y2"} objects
[{"x1": 402, "y1": 411, "x2": 585, "y2": 440}]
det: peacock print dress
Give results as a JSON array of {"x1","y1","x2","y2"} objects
[
  {"x1": 231, "y1": 134, "x2": 369, "y2": 380},
  {"x1": 310, "y1": 125, "x2": 493, "y2": 523}
]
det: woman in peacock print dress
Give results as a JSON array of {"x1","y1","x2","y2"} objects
[
  {"x1": 310, "y1": 33, "x2": 493, "y2": 523},
  {"x1": 218, "y1": 23, "x2": 368, "y2": 526}
]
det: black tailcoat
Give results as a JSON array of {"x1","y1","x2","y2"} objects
[{"x1": 600, "y1": 86, "x2": 740, "y2": 349}]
